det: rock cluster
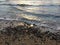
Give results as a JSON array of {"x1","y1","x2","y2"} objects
[{"x1": 0, "y1": 22, "x2": 60, "y2": 45}]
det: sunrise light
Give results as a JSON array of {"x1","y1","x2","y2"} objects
[{"x1": 9, "y1": 0, "x2": 60, "y2": 5}]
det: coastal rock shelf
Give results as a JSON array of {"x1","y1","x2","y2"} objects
[{"x1": 0, "y1": 20, "x2": 60, "y2": 45}]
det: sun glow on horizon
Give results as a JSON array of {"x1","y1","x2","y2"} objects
[
  {"x1": 9, "y1": 1, "x2": 43, "y2": 5},
  {"x1": 9, "y1": 0, "x2": 60, "y2": 5}
]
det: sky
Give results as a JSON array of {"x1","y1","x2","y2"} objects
[{"x1": 0, "y1": 0, "x2": 60, "y2": 5}]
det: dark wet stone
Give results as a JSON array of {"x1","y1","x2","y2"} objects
[
  {"x1": 5, "y1": 42, "x2": 9, "y2": 45},
  {"x1": 35, "y1": 44, "x2": 40, "y2": 45},
  {"x1": 0, "y1": 42, "x2": 2, "y2": 44},
  {"x1": 20, "y1": 43, "x2": 26, "y2": 45}
]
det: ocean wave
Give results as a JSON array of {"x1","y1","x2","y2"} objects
[{"x1": 0, "y1": 4, "x2": 60, "y2": 32}]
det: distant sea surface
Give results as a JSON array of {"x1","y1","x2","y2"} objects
[{"x1": 0, "y1": 4, "x2": 60, "y2": 31}]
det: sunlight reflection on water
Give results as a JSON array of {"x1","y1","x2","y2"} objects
[{"x1": 0, "y1": 5, "x2": 60, "y2": 31}]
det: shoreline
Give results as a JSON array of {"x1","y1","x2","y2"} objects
[{"x1": 0, "y1": 19, "x2": 59, "y2": 33}]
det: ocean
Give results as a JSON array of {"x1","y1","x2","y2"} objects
[{"x1": 0, "y1": 4, "x2": 60, "y2": 31}]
